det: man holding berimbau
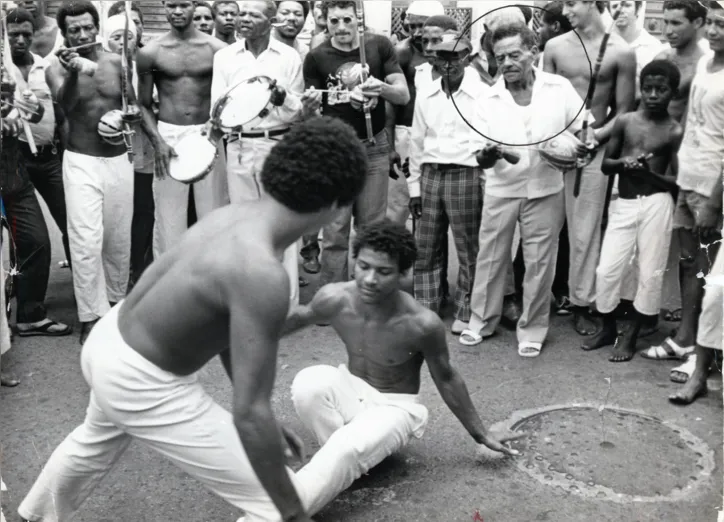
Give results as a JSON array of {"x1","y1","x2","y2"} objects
[{"x1": 303, "y1": 0, "x2": 409, "y2": 288}]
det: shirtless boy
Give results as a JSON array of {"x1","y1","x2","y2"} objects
[
  {"x1": 18, "y1": 117, "x2": 369, "y2": 522},
  {"x1": 544, "y1": 1, "x2": 637, "y2": 336},
  {"x1": 136, "y1": 0, "x2": 228, "y2": 259},
  {"x1": 584, "y1": 60, "x2": 683, "y2": 362},
  {"x1": 45, "y1": 0, "x2": 135, "y2": 344},
  {"x1": 282, "y1": 221, "x2": 521, "y2": 517},
  {"x1": 655, "y1": 0, "x2": 709, "y2": 122}
]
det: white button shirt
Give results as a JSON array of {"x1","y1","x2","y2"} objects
[
  {"x1": 408, "y1": 68, "x2": 489, "y2": 198},
  {"x1": 477, "y1": 68, "x2": 591, "y2": 200},
  {"x1": 18, "y1": 53, "x2": 55, "y2": 146},
  {"x1": 210, "y1": 37, "x2": 304, "y2": 131}
]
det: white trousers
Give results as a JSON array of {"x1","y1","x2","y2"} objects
[
  {"x1": 1, "y1": 238, "x2": 10, "y2": 357},
  {"x1": 226, "y1": 137, "x2": 299, "y2": 304},
  {"x1": 698, "y1": 246, "x2": 723, "y2": 350},
  {"x1": 564, "y1": 151, "x2": 608, "y2": 307},
  {"x1": 63, "y1": 150, "x2": 133, "y2": 322},
  {"x1": 290, "y1": 364, "x2": 429, "y2": 516},
  {"x1": 153, "y1": 121, "x2": 229, "y2": 259},
  {"x1": 594, "y1": 193, "x2": 674, "y2": 316},
  {"x1": 387, "y1": 125, "x2": 411, "y2": 225}
]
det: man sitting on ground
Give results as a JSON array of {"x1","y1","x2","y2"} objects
[{"x1": 283, "y1": 220, "x2": 521, "y2": 517}]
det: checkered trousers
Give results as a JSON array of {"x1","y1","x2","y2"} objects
[{"x1": 413, "y1": 164, "x2": 483, "y2": 321}]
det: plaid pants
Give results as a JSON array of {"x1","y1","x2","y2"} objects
[{"x1": 414, "y1": 164, "x2": 483, "y2": 321}]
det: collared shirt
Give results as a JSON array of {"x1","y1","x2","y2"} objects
[
  {"x1": 413, "y1": 62, "x2": 433, "y2": 91},
  {"x1": 477, "y1": 68, "x2": 590, "y2": 200},
  {"x1": 408, "y1": 68, "x2": 489, "y2": 198},
  {"x1": 16, "y1": 53, "x2": 55, "y2": 146},
  {"x1": 630, "y1": 29, "x2": 666, "y2": 97},
  {"x1": 210, "y1": 37, "x2": 304, "y2": 131},
  {"x1": 677, "y1": 53, "x2": 724, "y2": 197}
]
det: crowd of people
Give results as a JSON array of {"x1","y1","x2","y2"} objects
[{"x1": 1, "y1": 0, "x2": 723, "y2": 521}]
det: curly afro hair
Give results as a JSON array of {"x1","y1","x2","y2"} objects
[
  {"x1": 57, "y1": 0, "x2": 100, "y2": 35},
  {"x1": 641, "y1": 59, "x2": 681, "y2": 91},
  {"x1": 352, "y1": 220, "x2": 417, "y2": 273},
  {"x1": 261, "y1": 116, "x2": 368, "y2": 213}
]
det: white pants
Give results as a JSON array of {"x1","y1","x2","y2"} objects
[
  {"x1": 18, "y1": 303, "x2": 295, "y2": 522},
  {"x1": 387, "y1": 125, "x2": 411, "y2": 225},
  {"x1": 153, "y1": 122, "x2": 229, "y2": 259},
  {"x1": 698, "y1": 246, "x2": 723, "y2": 350},
  {"x1": 1, "y1": 238, "x2": 10, "y2": 357},
  {"x1": 290, "y1": 364, "x2": 429, "y2": 516},
  {"x1": 63, "y1": 150, "x2": 133, "y2": 322},
  {"x1": 595, "y1": 193, "x2": 674, "y2": 316},
  {"x1": 564, "y1": 151, "x2": 608, "y2": 307},
  {"x1": 226, "y1": 137, "x2": 299, "y2": 304}
]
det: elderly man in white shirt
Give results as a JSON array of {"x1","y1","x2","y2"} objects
[
  {"x1": 408, "y1": 32, "x2": 488, "y2": 335},
  {"x1": 458, "y1": 24, "x2": 589, "y2": 357},
  {"x1": 211, "y1": 0, "x2": 318, "y2": 304}
]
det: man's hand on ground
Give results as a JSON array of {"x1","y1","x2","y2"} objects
[
  {"x1": 476, "y1": 429, "x2": 525, "y2": 457},
  {"x1": 281, "y1": 425, "x2": 305, "y2": 464}
]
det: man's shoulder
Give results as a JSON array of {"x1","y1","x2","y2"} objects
[
  {"x1": 545, "y1": 32, "x2": 573, "y2": 54},
  {"x1": 404, "y1": 294, "x2": 445, "y2": 337}
]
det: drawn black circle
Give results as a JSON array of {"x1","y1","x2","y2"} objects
[{"x1": 445, "y1": 4, "x2": 593, "y2": 147}]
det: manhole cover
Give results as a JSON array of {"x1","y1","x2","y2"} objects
[{"x1": 494, "y1": 404, "x2": 715, "y2": 503}]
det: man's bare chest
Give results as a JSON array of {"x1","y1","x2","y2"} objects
[
  {"x1": 337, "y1": 317, "x2": 421, "y2": 367},
  {"x1": 154, "y1": 48, "x2": 214, "y2": 78}
]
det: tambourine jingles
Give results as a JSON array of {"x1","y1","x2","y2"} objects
[{"x1": 211, "y1": 75, "x2": 280, "y2": 134}]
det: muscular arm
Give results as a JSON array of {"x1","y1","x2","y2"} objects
[
  {"x1": 381, "y1": 72, "x2": 410, "y2": 106},
  {"x1": 594, "y1": 48, "x2": 637, "y2": 144},
  {"x1": 542, "y1": 41, "x2": 557, "y2": 74},
  {"x1": 45, "y1": 61, "x2": 75, "y2": 110},
  {"x1": 421, "y1": 318, "x2": 489, "y2": 444},
  {"x1": 135, "y1": 47, "x2": 163, "y2": 147},
  {"x1": 385, "y1": 101, "x2": 397, "y2": 149},
  {"x1": 228, "y1": 265, "x2": 307, "y2": 521},
  {"x1": 282, "y1": 284, "x2": 343, "y2": 335}
]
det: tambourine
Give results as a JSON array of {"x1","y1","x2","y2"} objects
[
  {"x1": 211, "y1": 75, "x2": 280, "y2": 134},
  {"x1": 168, "y1": 132, "x2": 218, "y2": 184}
]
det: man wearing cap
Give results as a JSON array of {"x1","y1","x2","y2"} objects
[
  {"x1": 385, "y1": 0, "x2": 444, "y2": 226},
  {"x1": 408, "y1": 30, "x2": 487, "y2": 335},
  {"x1": 459, "y1": 24, "x2": 588, "y2": 357}
]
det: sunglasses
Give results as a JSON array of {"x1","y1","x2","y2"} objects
[{"x1": 328, "y1": 16, "x2": 356, "y2": 25}]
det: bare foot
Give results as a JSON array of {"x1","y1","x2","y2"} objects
[
  {"x1": 581, "y1": 326, "x2": 616, "y2": 351},
  {"x1": 669, "y1": 376, "x2": 708, "y2": 405},
  {"x1": 609, "y1": 336, "x2": 636, "y2": 362},
  {"x1": 574, "y1": 310, "x2": 598, "y2": 336}
]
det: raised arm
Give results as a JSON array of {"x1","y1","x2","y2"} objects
[
  {"x1": 420, "y1": 317, "x2": 519, "y2": 456},
  {"x1": 45, "y1": 58, "x2": 75, "y2": 109},
  {"x1": 283, "y1": 283, "x2": 344, "y2": 335},
  {"x1": 228, "y1": 265, "x2": 309, "y2": 521}
]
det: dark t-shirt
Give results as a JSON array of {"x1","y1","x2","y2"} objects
[
  {"x1": 303, "y1": 33, "x2": 402, "y2": 139},
  {"x1": 0, "y1": 134, "x2": 28, "y2": 196}
]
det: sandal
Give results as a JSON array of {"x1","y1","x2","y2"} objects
[
  {"x1": 1, "y1": 372, "x2": 19, "y2": 387},
  {"x1": 670, "y1": 355, "x2": 697, "y2": 384},
  {"x1": 459, "y1": 329, "x2": 484, "y2": 346},
  {"x1": 15, "y1": 318, "x2": 72, "y2": 337},
  {"x1": 518, "y1": 341, "x2": 542, "y2": 358},
  {"x1": 640, "y1": 337, "x2": 694, "y2": 361}
]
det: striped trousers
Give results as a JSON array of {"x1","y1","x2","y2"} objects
[{"x1": 413, "y1": 164, "x2": 483, "y2": 321}]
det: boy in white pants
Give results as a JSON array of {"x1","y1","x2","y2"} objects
[{"x1": 582, "y1": 60, "x2": 683, "y2": 362}]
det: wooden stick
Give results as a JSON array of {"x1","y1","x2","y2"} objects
[{"x1": 65, "y1": 41, "x2": 102, "y2": 52}]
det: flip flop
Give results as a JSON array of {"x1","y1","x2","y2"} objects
[
  {"x1": 670, "y1": 354, "x2": 697, "y2": 383},
  {"x1": 518, "y1": 341, "x2": 542, "y2": 358},
  {"x1": 664, "y1": 308, "x2": 682, "y2": 322},
  {"x1": 459, "y1": 329, "x2": 484, "y2": 346},
  {"x1": 15, "y1": 319, "x2": 72, "y2": 337},
  {"x1": 640, "y1": 337, "x2": 694, "y2": 361}
]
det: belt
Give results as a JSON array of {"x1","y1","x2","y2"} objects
[
  {"x1": 431, "y1": 163, "x2": 475, "y2": 171},
  {"x1": 18, "y1": 140, "x2": 57, "y2": 155},
  {"x1": 227, "y1": 128, "x2": 290, "y2": 142}
]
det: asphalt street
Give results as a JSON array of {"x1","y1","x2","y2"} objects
[{"x1": 1, "y1": 200, "x2": 722, "y2": 522}]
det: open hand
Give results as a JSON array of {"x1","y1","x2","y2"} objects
[
  {"x1": 153, "y1": 139, "x2": 177, "y2": 180},
  {"x1": 476, "y1": 429, "x2": 525, "y2": 457}
]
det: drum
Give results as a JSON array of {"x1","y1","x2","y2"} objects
[
  {"x1": 211, "y1": 75, "x2": 277, "y2": 134},
  {"x1": 168, "y1": 133, "x2": 218, "y2": 184},
  {"x1": 538, "y1": 130, "x2": 591, "y2": 171}
]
